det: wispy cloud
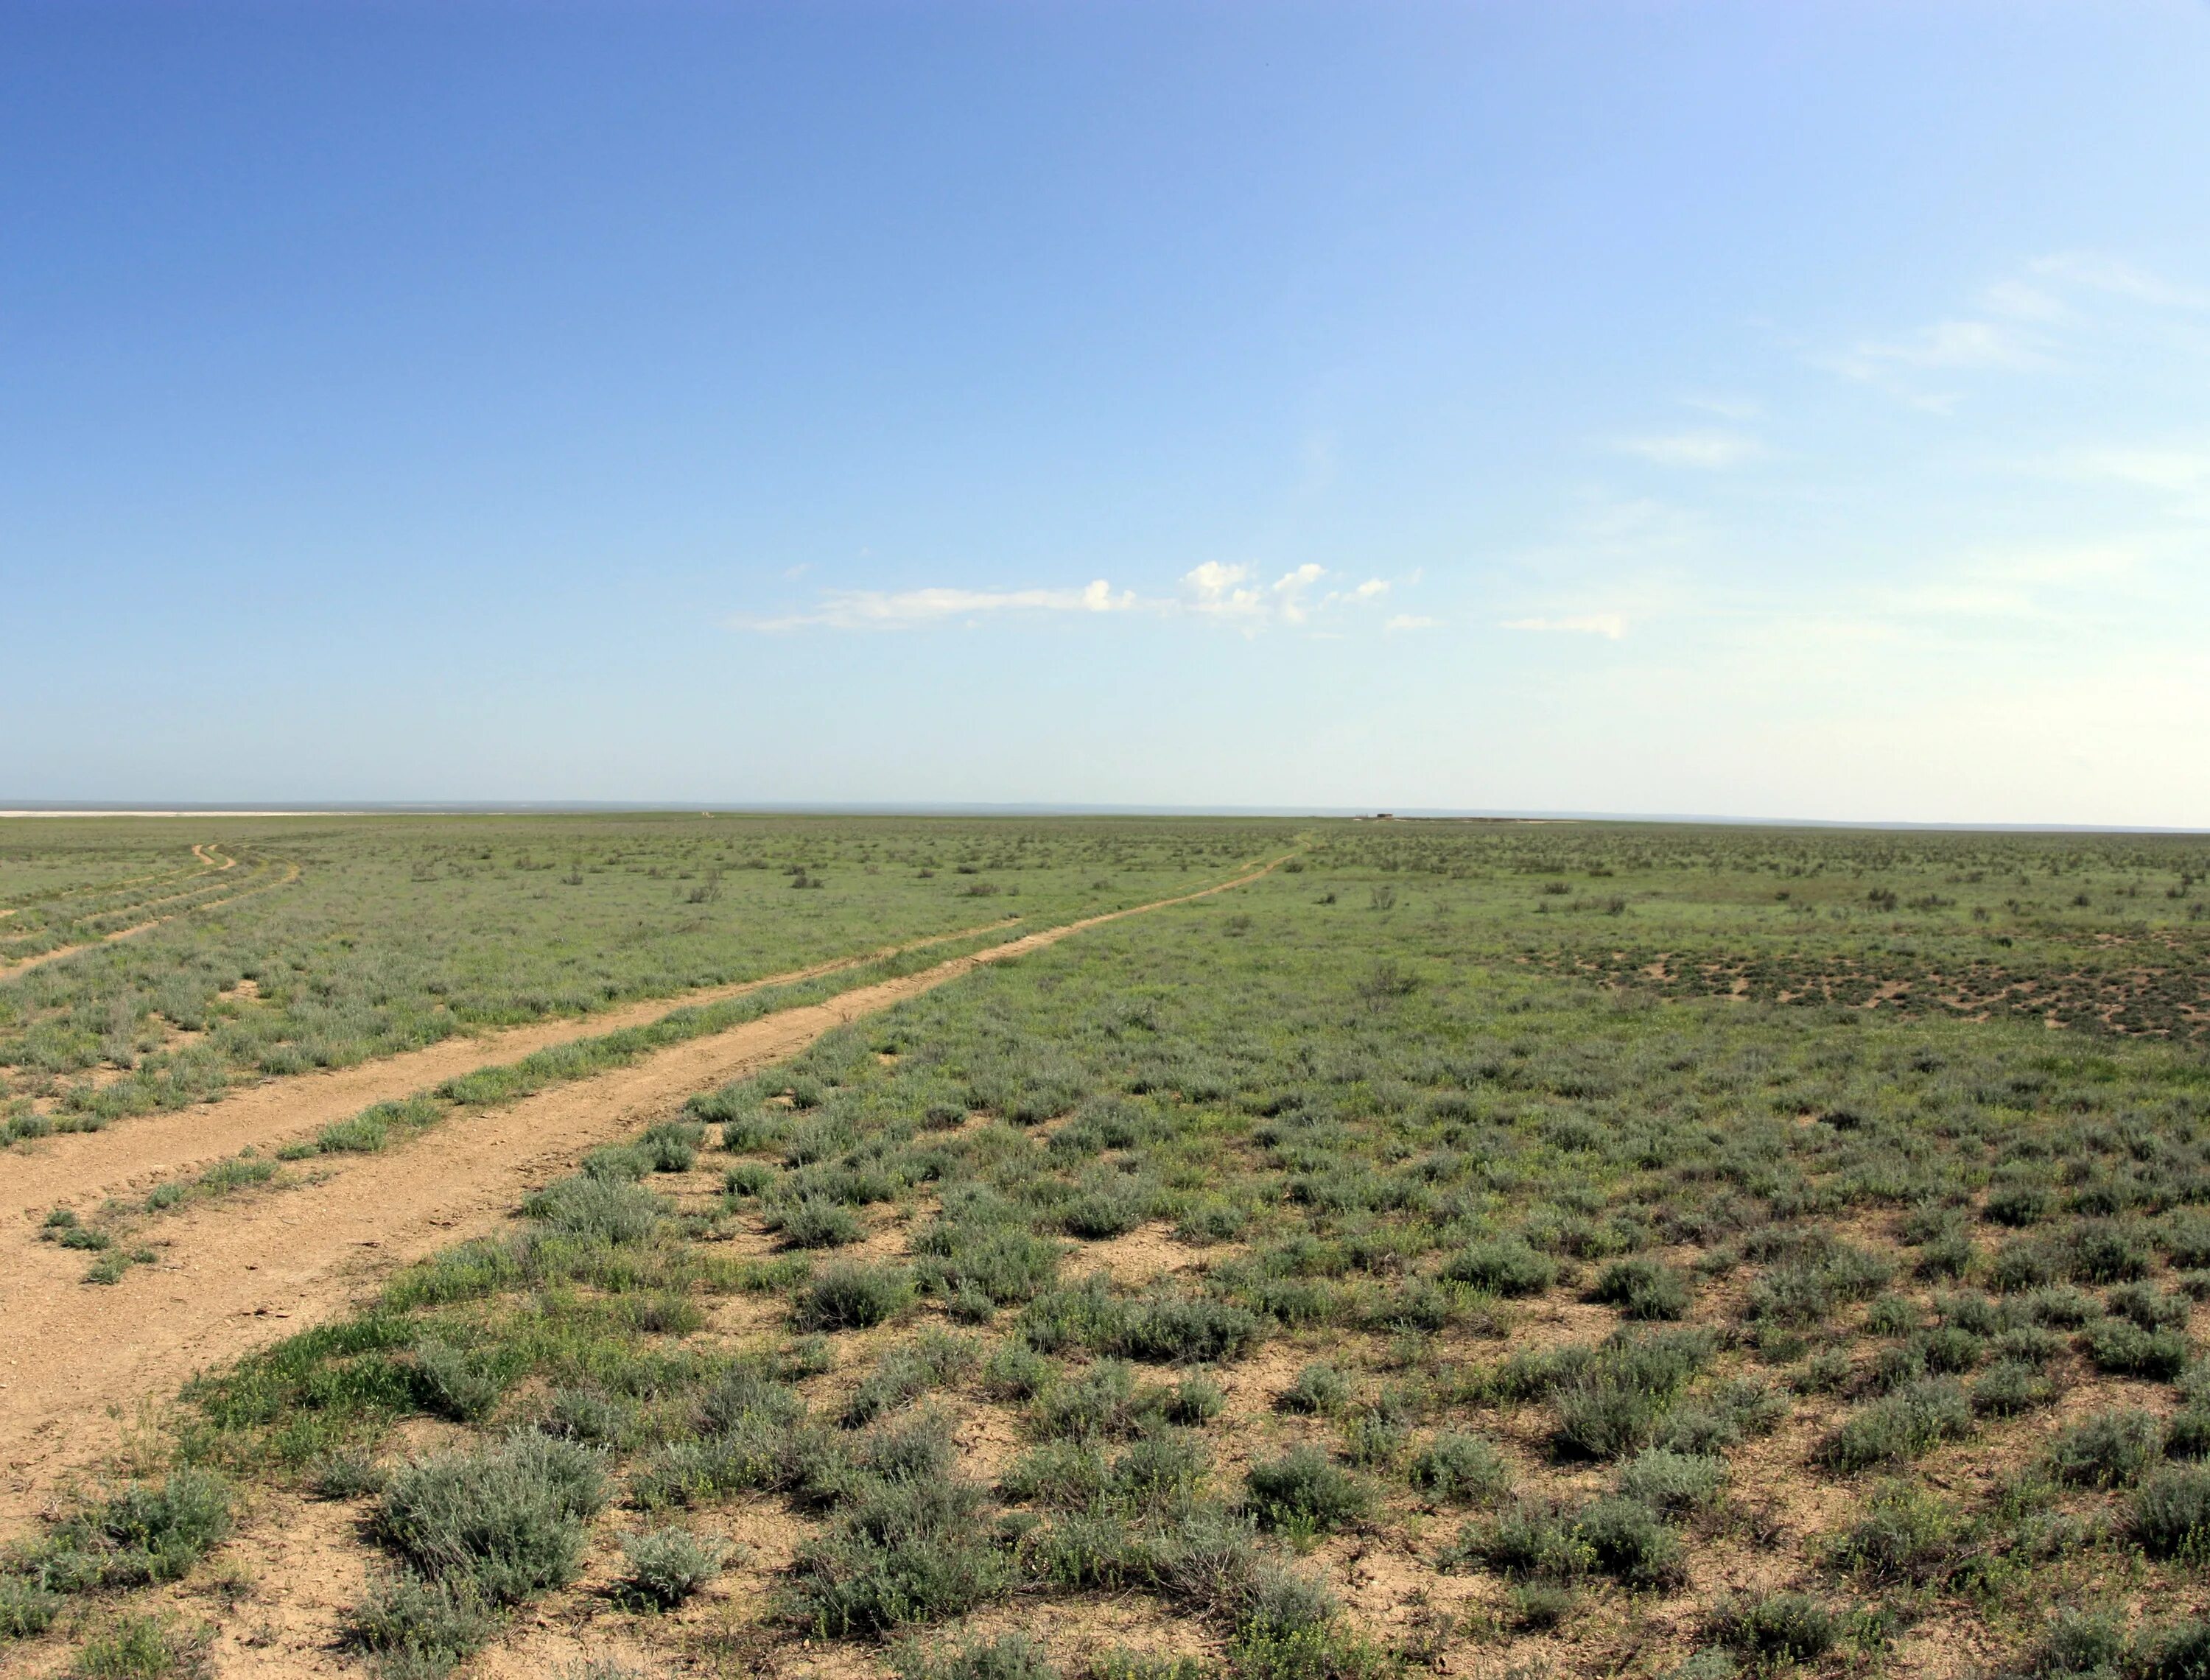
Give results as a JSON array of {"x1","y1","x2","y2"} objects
[
  {"x1": 1682, "y1": 393, "x2": 1763, "y2": 421},
  {"x1": 1822, "y1": 317, "x2": 2047, "y2": 409},
  {"x1": 1384, "y1": 614, "x2": 1441, "y2": 632},
  {"x1": 1818, "y1": 251, "x2": 2210, "y2": 410},
  {"x1": 2029, "y1": 251, "x2": 2210, "y2": 310},
  {"x1": 736, "y1": 565, "x2": 1410, "y2": 634},
  {"x1": 1502, "y1": 613, "x2": 1627, "y2": 639},
  {"x1": 734, "y1": 579, "x2": 1136, "y2": 631},
  {"x1": 1617, "y1": 429, "x2": 1764, "y2": 469},
  {"x1": 2069, "y1": 444, "x2": 2210, "y2": 515}
]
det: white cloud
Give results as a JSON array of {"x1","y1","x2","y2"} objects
[
  {"x1": 1384, "y1": 614, "x2": 1441, "y2": 632},
  {"x1": 1831, "y1": 317, "x2": 2046, "y2": 390},
  {"x1": 1503, "y1": 613, "x2": 1627, "y2": 639},
  {"x1": 1617, "y1": 429, "x2": 1764, "y2": 469},
  {"x1": 1271, "y1": 563, "x2": 1327, "y2": 624},
  {"x1": 1181, "y1": 561, "x2": 1263, "y2": 619},
  {"x1": 1982, "y1": 279, "x2": 2067, "y2": 323},
  {"x1": 1820, "y1": 253, "x2": 2210, "y2": 409},
  {"x1": 2070, "y1": 445, "x2": 2210, "y2": 510},
  {"x1": 1682, "y1": 393, "x2": 1762, "y2": 421},
  {"x1": 2029, "y1": 252, "x2": 2210, "y2": 310},
  {"x1": 737, "y1": 563, "x2": 1418, "y2": 635},
  {"x1": 734, "y1": 579, "x2": 1136, "y2": 631}
]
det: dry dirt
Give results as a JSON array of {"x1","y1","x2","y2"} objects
[{"x1": 0, "y1": 857, "x2": 1289, "y2": 1533}]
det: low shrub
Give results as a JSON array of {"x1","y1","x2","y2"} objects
[
  {"x1": 376, "y1": 1434, "x2": 607, "y2": 1605},
  {"x1": 1971, "y1": 1360, "x2": 2058, "y2": 1417},
  {"x1": 1614, "y1": 1449, "x2": 1725, "y2": 1519},
  {"x1": 2132, "y1": 1467, "x2": 2210, "y2": 1561},
  {"x1": 1817, "y1": 1380, "x2": 1972, "y2": 1472},
  {"x1": 1408, "y1": 1433, "x2": 1512, "y2": 1505},
  {"x1": 1168, "y1": 1375, "x2": 1225, "y2": 1425},
  {"x1": 779, "y1": 1466, "x2": 1009, "y2": 1636},
  {"x1": 2167, "y1": 1407, "x2": 2210, "y2": 1460},
  {"x1": 1554, "y1": 1379, "x2": 1662, "y2": 1461},
  {"x1": 619, "y1": 1527, "x2": 728, "y2": 1609},
  {"x1": 523, "y1": 1175, "x2": 664, "y2": 1245},
  {"x1": 899, "y1": 1634, "x2": 1061, "y2": 1680},
  {"x1": 71, "y1": 1611, "x2": 211, "y2": 1679},
  {"x1": 1111, "y1": 1298, "x2": 1263, "y2": 1364},
  {"x1": 1449, "y1": 1497, "x2": 1590, "y2": 1579},
  {"x1": 1828, "y1": 1482, "x2": 1954, "y2": 1585},
  {"x1": 2133, "y1": 1618, "x2": 2210, "y2": 1680},
  {"x1": 778, "y1": 1199, "x2": 866, "y2": 1250},
  {"x1": 0, "y1": 1576, "x2": 61, "y2": 1638},
  {"x1": 413, "y1": 1339, "x2": 505, "y2": 1424},
  {"x1": 1442, "y1": 1240, "x2": 1557, "y2": 1298},
  {"x1": 2049, "y1": 1410, "x2": 2164, "y2": 1487},
  {"x1": 1244, "y1": 1448, "x2": 1371, "y2": 1533},
  {"x1": 2085, "y1": 1320, "x2": 2190, "y2": 1381},
  {"x1": 1280, "y1": 1363, "x2": 1354, "y2": 1416},
  {"x1": 1573, "y1": 1495, "x2": 1683, "y2": 1589},
  {"x1": 345, "y1": 1571, "x2": 497, "y2": 1679},
  {"x1": 1705, "y1": 1592, "x2": 1837, "y2": 1665},
  {"x1": 28, "y1": 1468, "x2": 233, "y2": 1592},
  {"x1": 797, "y1": 1264, "x2": 916, "y2": 1332},
  {"x1": 724, "y1": 1161, "x2": 774, "y2": 1197},
  {"x1": 2109, "y1": 1283, "x2": 2194, "y2": 1332},
  {"x1": 1590, "y1": 1259, "x2": 1691, "y2": 1321}
]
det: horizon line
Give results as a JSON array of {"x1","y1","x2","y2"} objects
[{"x1": 1, "y1": 801, "x2": 2204, "y2": 836}]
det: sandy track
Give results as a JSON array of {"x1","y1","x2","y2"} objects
[
  {"x1": 4, "y1": 920, "x2": 1018, "y2": 1220},
  {"x1": 0, "y1": 857, "x2": 1286, "y2": 1527},
  {"x1": 0, "y1": 846, "x2": 298, "y2": 978}
]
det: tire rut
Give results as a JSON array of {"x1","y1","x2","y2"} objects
[
  {"x1": 4, "y1": 918, "x2": 1018, "y2": 1219},
  {"x1": 0, "y1": 856, "x2": 1288, "y2": 1526}
]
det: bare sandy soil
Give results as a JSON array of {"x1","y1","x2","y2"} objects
[{"x1": 0, "y1": 857, "x2": 1285, "y2": 1531}]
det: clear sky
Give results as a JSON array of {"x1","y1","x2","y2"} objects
[{"x1": 6, "y1": 2, "x2": 2208, "y2": 823}]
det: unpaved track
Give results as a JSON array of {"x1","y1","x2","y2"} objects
[
  {"x1": 0, "y1": 858, "x2": 1286, "y2": 1527},
  {"x1": 0, "y1": 847, "x2": 298, "y2": 978},
  {"x1": 4, "y1": 920, "x2": 1017, "y2": 1220}
]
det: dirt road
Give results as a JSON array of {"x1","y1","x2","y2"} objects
[
  {"x1": 0, "y1": 846, "x2": 300, "y2": 978},
  {"x1": 0, "y1": 856, "x2": 1286, "y2": 1527},
  {"x1": 4, "y1": 919, "x2": 1017, "y2": 1220}
]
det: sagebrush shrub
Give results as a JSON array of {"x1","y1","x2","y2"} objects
[
  {"x1": 1590, "y1": 1258, "x2": 1691, "y2": 1321},
  {"x1": 376, "y1": 1434, "x2": 606, "y2": 1604},
  {"x1": 1408, "y1": 1433, "x2": 1512, "y2": 1504},
  {"x1": 2133, "y1": 1468, "x2": 2210, "y2": 1561},
  {"x1": 620, "y1": 1527, "x2": 728, "y2": 1608},
  {"x1": 1442, "y1": 1240, "x2": 1557, "y2": 1298},
  {"x1": 797, "y1": 1263, "x2": 915, "y2": 1332},
  {"x1": 1245, "y1": 1448, "x2": 1370, "y2": 1532},
  {"x1": 346, "y1": 1571, "x2": 496, "y2": 1677},
  {"x1": 2049, "y1": 1410, "x2": 2164, "y2": 1487},
  {"x1": 778, "y1": 1198, "x2": 865, "y2": 1249},
  {"x1": 1706, "y1": 1592, "x2": 1837, "y2": 1665},
  {"x1": 1614, "y1": 1449, "x2": 1725, "y2": 1519}
]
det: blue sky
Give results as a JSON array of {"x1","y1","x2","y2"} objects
[{"x1": 6, "y1": 2, "x2": 2208, "y2": 823}]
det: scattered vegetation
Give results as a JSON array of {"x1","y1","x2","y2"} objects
[{"x1": 11, "y1": 817, "x2": 2210, "y2": 1678}]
